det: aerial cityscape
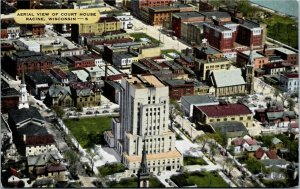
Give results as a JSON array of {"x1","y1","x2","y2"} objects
[{"x1": 0, "y1": 0, "x2": 298, "y2": 188}]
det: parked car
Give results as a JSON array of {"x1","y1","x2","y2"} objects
[
  {"x1": 86, "y1": 111, "x2": 93, "y2": 115},
  {"x1": 95, "y1": 111, "x2": 100, "y2": 114},
  {"x1": 103, "y1": 110, "x2": 109, "y2": 113}
]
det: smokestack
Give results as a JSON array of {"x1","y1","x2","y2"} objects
[
  {"x1": 105, "y1": 63, "x2": 108, "y2": 81},
  {"x1": 263, "y1": 44, "x2": 267, "y2": 55}
]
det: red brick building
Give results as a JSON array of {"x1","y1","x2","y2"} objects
[
  {"x1": 148, "y1": 4, "x2": 195, "y2": 26},
  {"x1": 1, "y1": 86, "x2": 20, "y2": 113},
  {"x1": 66, "y1": 55, "x2": 96, "y2": 69},
  {"x1": 236, "y1": 20, "x2": 263, "y2": 47},
  {"x1": 172, "y1": 12, "x2": 205, "y2": 38},
  {"x1": 258, "y1": 47, "x2": 298, "y2": 65},
  {"x1": 3, "y1": 51, "x2": 55, "y2": 79},
  {"x1": 29, "y1": 24, "x2": 45, "y2": 36},
  {"x1": 131, "y1": 0, "x2": 173, "y2": 17},
  {"x1": 164, "y1": 79, "x2": 194, "y2": 100},
  {"x1": 203, "y1": 22, "x2": 234, "y2": 51}
]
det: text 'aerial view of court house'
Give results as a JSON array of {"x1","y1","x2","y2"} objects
[{"x1": 0, "y1": 0, "x2": 299, "y2": 188}]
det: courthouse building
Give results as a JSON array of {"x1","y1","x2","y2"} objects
[{"x1": 104, "y1": 74, "x2": 183, "y2": 174}]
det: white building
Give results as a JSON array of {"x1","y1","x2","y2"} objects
[
  {"x1": 181, "y1": 94, "x2": 219, "y2": 117},
  {"x1": 279, "y1": 73, "x2": 299, "y2": 93},
  {"x1": 101, "y1": 11, "x2": 133, "y2": 29},
  {"x1": 7, "y1": 25, "x2": 20, "y2": 39},
  {"x1": 59, "y1": 48, "x2": 85, "y2": 57},
  {"x1": 104, "y1": 74, "x2": 183, "y2": 174},
  {"x1": 112, "y1": 52, "x2": 138, "y2": 69},
  {"x1": 17, "y1": 38, "x2": 41, "y2": 53}
]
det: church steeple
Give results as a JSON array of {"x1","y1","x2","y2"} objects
[
  {"x1": 18, "y1": 64, "x2": 29, "y2": 109},
  {"x1": 137, "y1": 140, "x2": 150, "y2": 188},
  {"x1": 246, "y1": 45, "x2": 255, "y2": 95}
]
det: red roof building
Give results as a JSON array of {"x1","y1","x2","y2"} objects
[{"x1": 193, "y1": 103, "x2": 253, "y2": 127}]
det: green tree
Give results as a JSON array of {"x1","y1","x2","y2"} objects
[
  {"x1": 210, "y1": 0, "x2": 222, "y2": 10},
  {"x1": 287, "y1": 98, "x2": 296, "y2": 111},
  {"x1": 52, "y1": 105, "x2": 65, "y2": 118},
  {"x1": 236, "y1": 0, "x2": 256, "y2": 17},
  {"x1": 245, "y1": 157, "x2": 266, "y2": 174},
  {"x1": 273, "y1": 88, "x2": 280, "y2": 101},
  {"x1": 169, "y1": 100, "x2": 183, "y2": 128},
  {"x1": 196, "y1": 134, "x2": 209, "y2": 151},
  {"x1": 76, "y1": 104, "x2": 83, "y2": 112}
]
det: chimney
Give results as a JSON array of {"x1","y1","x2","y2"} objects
[
  {"x1": 105, "y1": 63, "x2": 108, "y2": 81},
  {"x1": 263, "y1": 44, "x2": 268, "y2": 55}
]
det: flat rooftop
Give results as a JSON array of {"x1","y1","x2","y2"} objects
[
  {"x1": 126, "y1": 74, "x2": 165, "y2": 89},
  {"x1": 200, "y1": 11, "x2": 231, "y2": 19},
  {"x1": 204, "y1": 22, "x2": 232, "y2": 32},
  {"x1": 240, "y1": 20, "x2": 260, "y2": 29},
  {"x1": 242, "y1": 50, "x2": 265, "y2": 59},
  {"x1": 173, "y1": 11, "x2": 204, "y2": 19},
  {"x1": 124, "y1": 150, "x2": 182, "y2": 162},
  {"x1": 196, "y1": 45, "x2": 223, "y2": 55},
  {"x1": 275, "y1": 47, "x2": 297, "y2": 55},
  {"x1": 182, "y1": 94, "x2": 218, "y2": 105}
]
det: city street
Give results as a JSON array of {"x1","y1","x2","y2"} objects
[{"x1": 127, "y1": 17, "x2": 190, "y2": 51}]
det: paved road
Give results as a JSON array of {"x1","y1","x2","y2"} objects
[{"x1": 127, "y1": 17, "x2": 190, "y2": 51}]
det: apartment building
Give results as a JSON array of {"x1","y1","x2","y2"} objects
[{"x1": 104, "y1": 74, "x2": 183, "y2": 174}]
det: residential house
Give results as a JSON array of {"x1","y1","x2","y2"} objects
[
  {"x1": 231, "y1": 136, "x2": 257, "y2": 155},
  {"x1": 254, "y1": 147, "x2": 278, "y2": 160},
  {"x1": 208, "y1": 121, "x2": 249, "y2": 140},
  {"x1": 27, "y1": 149, "x2": 67, "y2": 182},
  {"x1": 208, "y1": 69, "x2": 247, "y2": 97},
  {"x1": 193, "y1": 102, "x2": 253, "y2": 127},
  {"x1": 263, "y1": 62, "x2": 293, "y2": 75},
  {"x1": 69, "y1": 82, "x2": 102, "y2": 107},
  {"x1": 271, "y1": 137, "x2": 283, "y2": 150},
  {"x1": 45, "y1": 85, "x2": 73, "y2": 108}
]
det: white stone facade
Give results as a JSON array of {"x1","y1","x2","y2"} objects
[{"x1": 106, "y1": 75, "x2": 183, "y2": 174}]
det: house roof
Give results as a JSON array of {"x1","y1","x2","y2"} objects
[
  {"x1": 8, "y1": 107, "x2": 44, "y2": 127},
  {"x1": 254, "y1": 147, "x2": 265, "y2": 159},
  {"x1": 47, "y1": 164, "x2": 66, "y2": 172},
  {"x1": 271, "y1": 137, "x2": 282, "y2": 145},
  {"x1": 267, "y1": 111, "x2": 296, "y2": 120},
  {"x1": 25, "y1": 135, "x2": 55, "y2": 146},
  {"x1": 26, "y1": 72, "x2": 53, "y2": 85},
  {"x1": 244, "y1": 145, "x2": 261, "y2": 152},
  {"x1": 210, "y1": 121, "x2": 248, "y2": 138},
  {"x1": 261, "y1": 159, "x2": 288, "y2": 167},
  {"x1": 48, "y1": 85, "x2": 71, "y2": 99},
  {"x1": 17, "y1": 122, "x2": 48, "y2": 136},
  {"x1": 266, "y1": 150, "x2": 278, "y2": 159},
  {"x1": 200, "y1": 11, "x2": 231, "y2": 19},
  {"x1": 1, "y1": 87, "x2": 20, "y2": 97},
  {"x1": 211, "y1": 69, "x2": 246, "y2": 87},
  {"x1": 27, "y1": 149, "x2": 62, "y2": 166},
  {"x1": 196, "y1": 103, "x2": 252, "y2": 117},
  {"x1": 181, "y1": 94, "x2": 218, "y2": 105}
]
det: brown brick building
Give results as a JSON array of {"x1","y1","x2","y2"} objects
[
  {"x1": 164, "y1": 79, "x2": 194, "y2": 100},
  {"x1": 3, "y1": 51, "x2": 55, "y2": 79},
  {"x1": 66, "y1": 55, "x2": 96, "y2": 69},
  {"x1": 203, "y1": 22, "x2": 234, "y2": 51}
]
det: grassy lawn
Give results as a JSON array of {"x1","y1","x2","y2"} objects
[
  {"x1": 129, "y1": 32, "x2": 159, "y2": 45},
  {"x1": 170, "y1": 171, "x2": 229, "y2": 188},
  {"x1": 183, "y1": 156, "x2": 207, "y2": 166},
  {"x1": 261, "y1": 15, "x2": 298, "y2": 49},
  {"x1": 64, "y1": 116, "x2": 112, "y2": 148},
  {"x1": 98, "y1": 163, "x2": 126, "y2": 177},
  {"x1": 108, "y1": 177, "x2": 164, "y2": 188},
  {"x1": 161, "y1": 49, "x2": 180, "y2": 58}
]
